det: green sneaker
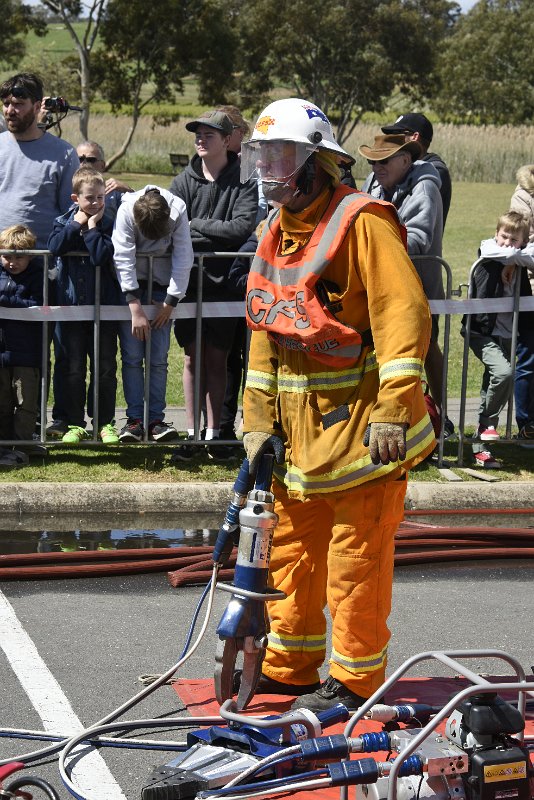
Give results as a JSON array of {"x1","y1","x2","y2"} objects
[
  {"x1": 99, "y1": 423, "x2": 119, "y2": 444},
  {"x1": 62, "y1": 425, "x2": 90, "y2": 444}
]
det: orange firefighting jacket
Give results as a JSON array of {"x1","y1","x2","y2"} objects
[
  {"x1": 246, "y1": 186, "x2": 407, "y2": 368},
  {"x1": 244, "y1": 184, "x2": 436, "y2": 499}
]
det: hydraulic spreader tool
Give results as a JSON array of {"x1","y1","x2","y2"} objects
[{"x1": 212, "y1": 454, "x2": 285, "y2": 710}]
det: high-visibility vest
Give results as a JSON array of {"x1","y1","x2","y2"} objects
[{"x1": 246, "y1": 185, "x2": 407, "y2": 368}]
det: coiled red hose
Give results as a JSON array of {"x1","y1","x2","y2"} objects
[{"x1": 0, "y1": 508, "x2": 532, "y2": 582}]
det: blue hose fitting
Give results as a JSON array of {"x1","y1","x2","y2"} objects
[
  {"x1": 328, "y1": 758, "x2": 379, "y2": 787},
  {"x1": 300, "y1": 734, "x2": 350, "y2": 760},
  {"x1": 359, "y1": 732, "x2": 391, "y2": 753},
  {"x1": 397, "y1": 755, "x2": 424, "y2": 777}
]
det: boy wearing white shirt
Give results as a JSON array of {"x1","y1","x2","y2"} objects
[{"x1": 113, "y1": 186, "x2": 194, "y2": 442}]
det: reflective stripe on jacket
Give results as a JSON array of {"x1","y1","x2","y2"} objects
[{"x1": 246, "y1": 185, "x2": 407, "y2": 368}]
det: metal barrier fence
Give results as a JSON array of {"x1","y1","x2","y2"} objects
[
  {"x1": 418, "y1": 255, "x2": 534, "y2": 467},
  {"x1": 1, "y1": 249, "x2": 533, "y2": 466},
  {"x1": 456, "y1": 258, "x2": 530, "y2": 466},
  {"x1": 0, "y1": 249, "x2": 248, "y2": 450}
]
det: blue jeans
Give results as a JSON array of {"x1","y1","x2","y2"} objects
[
  {"x1": 118, "y1": 287, "x2": 171, "y2": 423},
  {"x1": 52, "y1": 320, "x2": 118, "y2": 427},
  {"x1": 515, "y1": 328, "x2": 534, "y2": 428}
]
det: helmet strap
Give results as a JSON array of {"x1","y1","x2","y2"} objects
[{"x1": 295, "y1": 153, "x2": 316, "y2": 195}]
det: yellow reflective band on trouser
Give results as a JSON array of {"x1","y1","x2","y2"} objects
[
  {"x1": 378, "y1": 357, "x2": 424, "y2": 383},
  {"x1": 245, "y1": 368, "x2": 278, "y2": 395},
  {"x1": 262, "y1": 478, "x2": 406, "y2": 694},
  {"x1": 267, "y1": 631, "x2": 327, "y2": 653},
  {"x1": 331, "y1": 645, "x2": 388, "y2": 674},
  {"x1": 274, "y1": 414, "x2": 436, "y2": 494},
  {"x1": 277, "y1": 354, "x2": 377, "y2": 394}
]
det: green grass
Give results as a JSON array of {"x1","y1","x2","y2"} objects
[
  {"x1": 7, "y1": 445, "x2": 243, "y2": 483},
  {"x1": 3, "y1": 438, "x2": 532, "y2": 483},
  {"x1": 24, "y1": 22, "x2": 88, "y2": 59}
]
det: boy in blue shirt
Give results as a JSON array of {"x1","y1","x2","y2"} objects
[{"x1": 47, "y1": 166, "x2": 121, "y2": 443}]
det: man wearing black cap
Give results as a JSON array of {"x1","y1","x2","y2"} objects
[
  {"x1": 169, "y1": 109, "x2": 258, "y2": 462},
  {"x1": 381, "y1": 113, "x2": 451, "y2": 228}
]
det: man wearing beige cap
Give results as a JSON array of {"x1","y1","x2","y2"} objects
[{"x1": 360, "y1": 133, "x2": 446, "y2": 425}]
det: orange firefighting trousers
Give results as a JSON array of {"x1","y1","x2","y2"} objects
[{"x1": 263, "y1": 475, "x2": 408, "y2": 698}]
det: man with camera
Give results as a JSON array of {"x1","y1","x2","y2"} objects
[{"x1": 0, "y1": 73, "x2": 79, "y2": 248}]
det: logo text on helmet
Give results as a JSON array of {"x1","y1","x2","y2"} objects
[
  {"x1": 303, "y1": 105, "x2": 329, "y2": 124},
  {"x1": 255, "y1": 116, "x2": 276, "y2": 135},
  {"x1": 247, "y1": 288, "x2": 310, "y2": 329}
]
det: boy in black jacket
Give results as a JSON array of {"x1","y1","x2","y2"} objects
[
  {"x1": 0, "y1": 224, "x2": 43, "y2": 463},
  {"x1": 47, "y1": 166, "x2": 120, "y2": 444},
  {"x1": 461, "y1": 211, "x2": 534, "y2": 467}
]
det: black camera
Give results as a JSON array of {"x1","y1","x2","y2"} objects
[{"x1": 43, "y1": 96, "x2": 82, "y2": 113}]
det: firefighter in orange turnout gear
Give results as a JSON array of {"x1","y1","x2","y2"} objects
[{"x1": 239, "y1": 98, "x2": 436, "y2": 713}]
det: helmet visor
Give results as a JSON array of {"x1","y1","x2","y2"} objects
[{"x1": 240, "y1": 140, "x2": 317, "y2": 184}]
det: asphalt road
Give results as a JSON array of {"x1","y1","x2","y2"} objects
[{"x1": 2, "y1": 555, "x2": 534, "y2": 800}]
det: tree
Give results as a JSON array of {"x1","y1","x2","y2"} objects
[
  {"x1": 37, "y1": 0, "x2": 107, "y2": 138},
  {"x1": 433, "y1": 0, "x2": 534, "y2": 124},
  {"x1": 0, "y1": 0, "x2": 47, "y2": 68},
  {"x1": 231, "y1": 0, "x2": 459, "y2": 144},
  {"x1": 93, "y1": 0, "x2": 236, "y2": 170}
]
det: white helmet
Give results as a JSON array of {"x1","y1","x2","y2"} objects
[
  {"x1": 241, "y1": 97, "x2": 353, "y2": 182},
  {"x1": 241, "y1": 98, "x2": 351, "y2": 205}
]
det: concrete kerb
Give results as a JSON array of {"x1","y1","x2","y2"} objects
[{"x1": 0, "y1": 481, "x2": 532, "y2": 519}]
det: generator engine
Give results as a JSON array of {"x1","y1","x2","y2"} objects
[{"x1": 356, "y1": 693, "x2": 531, "y2": 800}]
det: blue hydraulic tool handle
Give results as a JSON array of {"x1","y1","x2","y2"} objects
[
  {"x1": 214, "y1": 453, "x2": 285, "y2": 709},
  {"x1": 212, "y1": 459, "x2": 253, "y2": 567},
  {"x1": 212, "y1": 452, "x2": 277, "y2": 567}
]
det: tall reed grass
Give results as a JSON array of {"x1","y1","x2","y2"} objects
[{"x1": 58, "y1": 114, "x2": 534, "y2": 184}]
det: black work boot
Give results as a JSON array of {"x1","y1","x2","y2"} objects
[
  {"x1": 233, "y1": 669, "x2": 321, "y2": 696},
  {"x1": 290, "y1": 675, "x2": 368, "y2": 712}
]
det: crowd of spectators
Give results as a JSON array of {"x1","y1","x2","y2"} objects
[{"x1": 0, "y1": 73, "x2": 532, "y2": 469}]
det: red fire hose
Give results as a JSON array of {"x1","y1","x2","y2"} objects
[{"x1": 0, "y1": 507, "x2": 532, "y2": 583}]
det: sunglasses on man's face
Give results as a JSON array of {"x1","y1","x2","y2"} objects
[
  {"x1": 78, "y1": 155, "x2": 99, "y2": 163},
  {"x1": 1, "y1": 86, "x2": 40, "y2": 102},
  {"x1": 367, "y1": 153, "x2": 404, "y2": 166}
]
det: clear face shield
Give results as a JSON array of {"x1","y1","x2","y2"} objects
[{"x1": 240, "y1": 140, "x2": 318, "y2": 206}]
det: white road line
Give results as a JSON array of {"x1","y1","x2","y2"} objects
[{"x1": 0, "y1": 590, "x2": 127, "y2": 799}]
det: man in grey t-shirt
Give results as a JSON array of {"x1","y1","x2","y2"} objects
[
  {"x1": 0, "y1": 73, "x2": 79, "y2": 440},
  {"x1": 0, "y1": 73, "x2": 79, "y2": 248}
]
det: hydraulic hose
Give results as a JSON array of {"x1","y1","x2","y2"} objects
[
  {"x1": 2, "y1": 509, "x2": 532, "y2": 580},
  {"x1": 6, "y1": 775, "x2": 61, "y2": 799},
  {"x1": 0, "y1": 564, "x2": 220, "y2": 770}
]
